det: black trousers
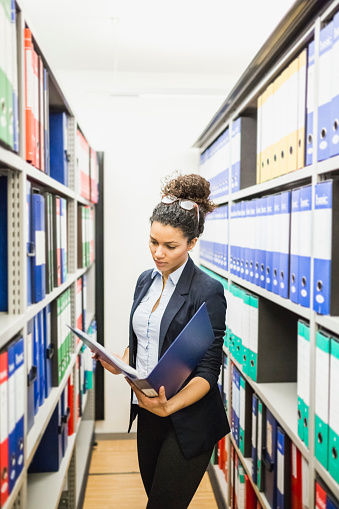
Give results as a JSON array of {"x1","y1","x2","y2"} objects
[{"x1": 137, "y1": 407, "x2": 213, "y2": 509}]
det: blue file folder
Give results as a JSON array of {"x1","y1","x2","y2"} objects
[
  {"x1": 38, "y1": 311, "x2": 45, "y2": 408},
  {"x1": 69, "y1": 302, "x2": 215, "y2": 399},
  {"x1": 0, "y1": 176, "x2": 8, "y2": 312},
  {"x1": 26, "y1": 318, "x2": 36, "y2": 433},
  {"x1": 26, "y1": 180, "x2": 33, "y2": 306},
  {"x1": 299, "y1": 185, "x2": 312, "y2": 308},
  {"x1": 28, "y1": 402, "x2": 63, "y2": 472},
  {"x1": 43, "y1": 304, "x2": 53, "y2": 399},
  {"x1": 264, "y1": 409, "x2": 278, "y2": 509},
  {"x1": 14, "y1": 337, "x2": 24, "y2": 477},
  {"x1": 49, "y1": 111, "x2": 69, "y2": 185},
  {"x1": 290, "y1": 188, "x2": 300, "y2": 303},
  {"x1": 32, "y1": 191, "x2": 46, "y2": 303},
  {"x1": 33, "y1": 315, "x2": 40, "y2": 415},
  {"x1": 313, "y1": 180, "x2": 332, "y2": 315},
  {"x1": 277, "y1": 427, "x2": 291, "y2": 509},
  {"x1": 265, "y1": 195, "x2": 274, "y2": 292},
  {"x1": 251, "y1": 393, "x2": 258, "y2": 484},
  {"x1": 7, "y1": 342, "x2": 17, "y2": 493},
  {"x1": 279, "y1": 191, "x2": 291, "y2": 299}
]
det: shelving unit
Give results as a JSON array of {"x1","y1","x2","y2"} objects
[
  {"x1": 0, "y1": 1, "x2": 101, "y2": 508},
  {"x1": 195, "y1": 0, "x2": 339, "y2": 506}
]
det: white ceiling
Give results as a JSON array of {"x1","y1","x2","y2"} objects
[
  {"x1": 20, "y1": 0, "x2": 297, "y2": 149},
  {"x1": 21, "y1": 0, "x2": 297, "y2": 87}
]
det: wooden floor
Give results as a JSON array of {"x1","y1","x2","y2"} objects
[{"x1": 83, "y1": 439, "x2": 218, "y2": 509}]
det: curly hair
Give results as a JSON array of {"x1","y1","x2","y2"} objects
[{"x1": 150, "y1": 172, "x2": 216, "y2": 242}]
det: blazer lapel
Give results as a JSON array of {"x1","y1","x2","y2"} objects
[{"x1": 158, "y1": 256, "x2": 196, "y2": 356}]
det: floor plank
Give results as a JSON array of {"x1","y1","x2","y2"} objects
[{"x1": 83, "y1": 439, "x2": 218, "y2": 509}]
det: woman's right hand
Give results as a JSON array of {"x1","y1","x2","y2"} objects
[{"x1": 93, "y1": 352, "x2": 123, "y2": 375}]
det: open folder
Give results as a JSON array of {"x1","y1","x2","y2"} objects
[{"x1": 67, "y1": 302, "x2": 215, "y2": 398}]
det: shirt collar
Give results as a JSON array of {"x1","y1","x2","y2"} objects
[{"x1": 151, "y1": 258, "x2": 188, "y2": 285}]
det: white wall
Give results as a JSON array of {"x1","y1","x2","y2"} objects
[{"x1": 64, "y1": 89, "x2": 220, "y2": 434}]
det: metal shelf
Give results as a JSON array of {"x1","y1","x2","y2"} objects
[
  {"x1": 0, "y1": 269, "x2": 89, "y2": 350},
  {"x1": 25, "y1": 164, "x2": 76, "y2": 199},
  {"x1": 230, "y1": 165, "x2": 314, "y2": 202},
  {"x1": 27, "y1": 434, "x2": 76, "y2": 509},
  {"x1": 316, "y1": 315, "x2": 339, "y2": 336},
  {"x1": 317, "y1": 154, "x2": 339, "y2": 176},
  {"x1": 211, "y1": 464, "x2": 228, "y2": 508},
  {"x1": 26, "y1": 354, "x2": 77, "y2": 465},
  {"x1": 199, "y1": 261, "x2": 229, "y2": 280},
  {"x1": 75, "y1": 419, "x2": 95, "y2": 504}
]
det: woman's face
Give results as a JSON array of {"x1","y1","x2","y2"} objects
[{"x1": 149, "y1": 221, "x2": 197, "y2": 277}]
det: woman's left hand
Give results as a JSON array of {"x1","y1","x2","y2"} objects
[{"x1": 125, "y1": 379, "x2": 170, "y2": 417}]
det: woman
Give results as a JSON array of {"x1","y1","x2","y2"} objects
[{"x1": 99, "y1": 173, "x2": 229, "y2": 508}]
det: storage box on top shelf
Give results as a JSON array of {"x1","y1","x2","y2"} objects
[
  {"x1": 258, "y1": 47, "x2": 307, "y2": 182},
  {"x1": 230, "y1": 116, "x2": 256, "y2": 193}
]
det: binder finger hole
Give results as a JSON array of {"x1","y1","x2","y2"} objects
[
  {"x1": 298, "y1": 409, "x2": 302, "y2": 419},
  {"x1": 291, "y1": 273, "x2": 295, "y2": 283},
  {"x1": 303, "y1": 417, "x2": 308, "y2": 428},
  {"x1": 317, "y1": 280, "x2": 323, "y2": 292},
  {"x1": 280, "y1": 271, "x2": 284, "y2": 280},
  {"x1": 317, "y1": 433, "x2": 323, "y2": 444},
  {"x1": 321, "y1": 128, "x2": 327, "y2": 139},
  {"x1": 2, "y1": 467, "x2": 8, "y2": 480},
  {"x1": 289, "y1": 146, "x2": 293, "y2": 155},
  {"x1": 334, "y1": 119, "x2": 338, "y2": 132},
  {"x1": 274, "y1": 269, "x2": 277, "y2": 277},
  {"x1": 308, "y1": 134, "x2": 313, "y2": 144},
  {"x1": 250, "y1": 360, "x2": 254, "y2": 367},
  {"x1": 332, "y1": 447, "x2": 338, "y2": 460},
  {"x1": 281, "y1": 150, "x2": 284, "y2": 159},
  {"x1": 302, "y1": 276, "x2": 306, "y2": 287}
]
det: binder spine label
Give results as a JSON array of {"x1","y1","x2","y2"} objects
[{"x1": 313, "y1": 181, "x2": 332, "y2": 315}]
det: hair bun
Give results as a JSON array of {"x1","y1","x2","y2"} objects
[{"x1": 161, "y1": 172, "x2": 215, "y2": 214}]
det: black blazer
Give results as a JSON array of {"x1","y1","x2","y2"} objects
[{"x1": 128, "y1": 256, "x2": 230, "y2": 459}]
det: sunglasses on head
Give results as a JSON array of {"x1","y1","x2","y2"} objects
[{"x1": 161, "y1": 195, "x2": 200, "y2": 224}]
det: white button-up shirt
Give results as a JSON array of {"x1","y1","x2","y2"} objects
[{"x1": 132, "y1": 259, "x2": 188, "y2": 403}]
